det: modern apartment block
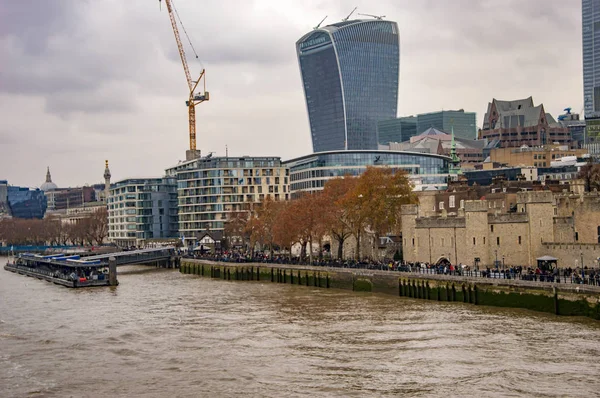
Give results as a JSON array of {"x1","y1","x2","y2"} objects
[
  {"x1": 296, "y1": 19, "x2": 400, "y2": 152},
  {"x1": 107, "y1": 177, "x2": 178, "y2": 247},
  {"x1": 166, "y1": 156, "x2": 289, "y2": 245},
  {"x1": 416, "y1": 110, "x2": 477, "y2": 140}
]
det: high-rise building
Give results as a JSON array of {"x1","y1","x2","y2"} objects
[
  {"x1": 107, "y1": 177, "x2": 179, "y2": 247},
  {"x1": 583, "y1": 0, "x2": 600, "y2": 118},
  {"x1": 165, "y1": 156, "x2": 289, "y2": 247},
  {"x1": 296, "y1": 19, "x2": 400, "y2": 152},
  {"x1": 416, "y1": 110, "x2": 477, "y2": 140},
  {"x1": 377, "y1": 116, "x2": 417, "y2": 145}
]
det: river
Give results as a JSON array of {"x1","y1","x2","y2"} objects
[{"x1": 1, "y1": 259, "x2": 600, "y2": 397}]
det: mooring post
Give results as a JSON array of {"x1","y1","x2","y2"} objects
[{"x1": 108, "y1": 257, "x2": 117, "y2": 286}]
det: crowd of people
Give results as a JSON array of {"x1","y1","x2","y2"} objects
[{"x1": 187, "y1": 250, "x2": 600, "y2": 286}]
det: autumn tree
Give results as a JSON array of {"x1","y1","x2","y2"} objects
[
  {"x1": 339, "y1": 167, "x2": 416, "y2": 260},
  {"x1": 245, "y1": 197, "x2": 284, "y2": 256},
  {"x1": 287, "y1": 192, "x2": 329, "y2": 263},
  {"x1": 272, "y1": 201, "x2": 301, "y2": 259},
  {"x1": 577, "y1": 162, "x2": 600, "y2": 192},
  {"x1": 321, "y1": 176, "x2": 358, "y2": 259},
  {"x1": 224, "y1": 211, "x2": 251, "y2": 250}
]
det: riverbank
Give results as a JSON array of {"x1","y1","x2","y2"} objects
[{"x1": 180, "y1": 259, "x2": 600, "y2": 321}]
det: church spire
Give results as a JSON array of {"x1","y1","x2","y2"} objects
[
  {"x1": 449, "y1": 127, "x2": 461, "y2": 176},
  {"x1": 46, "y1": 166, "x2": 52, "y2": 183}
]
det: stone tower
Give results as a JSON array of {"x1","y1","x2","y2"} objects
[{"x1": 103, "y1": 160, "x2": 111, "y2": 203}]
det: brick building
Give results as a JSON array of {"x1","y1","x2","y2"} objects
[{"x1": 479, "y1": 97, "x2": 571, "y2": 147}]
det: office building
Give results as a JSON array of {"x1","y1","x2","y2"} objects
[
  {"x1": 296, "y1": 19, "x2": 399, "y2": 152},
  {"x1": 489, "y1": 145, "x2": 588, "y2": 168},
  {"x1": 166, "y1": 156, "x2": 289, "y2": 246},
  {"x1": 107, "y1": 177, "x2": 178, "y2": 247},
  {"x1": 285, "y1": 150, "x2": 450, "y2": 197},
  {"x1": 377, "y1": 116, "x2": 417, "y2": 145},
  {"x1": 6, "y1": 186, "x2": 47, "y2": 219},
  {"x1": 583, "y1": 0, "x2": 600, "y2": 118},
  {"x1": 558, "y1": 108, "x2": 586, "y2": 147},
  {"x1": 480, "y1": 97, "x2": 570, "y2": 147},
  {"x1": 416, "y1": 110, "x2": 477, "y2": 140}
]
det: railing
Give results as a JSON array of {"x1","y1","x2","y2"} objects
[{"x1": 188, "y1": 255, "x2": 600, "y2": 286}]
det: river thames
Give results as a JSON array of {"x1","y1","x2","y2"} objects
[{"x1": 1, "y1": 261, "x2": 600, "y2": 397}]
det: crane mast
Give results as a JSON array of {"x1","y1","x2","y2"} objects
[{"x1": 160, "y1": 0, "x2": 209, "y2": 159}]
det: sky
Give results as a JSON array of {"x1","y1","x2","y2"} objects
[{"x1": 0, "y1": 0, "x2": 583, "y2": 188}]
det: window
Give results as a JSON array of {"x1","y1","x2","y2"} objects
[
  {"x1": 473, "y1": 237, "x2": 476, "y2": 245},
  {"x1": 439, "y1": 201, "x2": 444, "y2": 210},
  {"x1": 575, "y1": 232, "x2": 579, "y2": 241},
  {"x1": 497, "y1": 237, "x2": 500, "y2": 245},
  {"x1": 460, "y1": 200, "x2": 464, "y2": 209},
  {"x1": 491, "y1": 225, "x2": 494, "y2": 233},
  {"x1": 412, "y1": 238, "x2": 415, "y2": 246},
  {"x1": 518, "y1": 236, "x2": 522, "y2": 245},
  {"x1": 449, "y1": 195, "x2": 455, "y2": 208},
  {"x1": 483, "y1": 237, "x2": 486, "y2": 245}
]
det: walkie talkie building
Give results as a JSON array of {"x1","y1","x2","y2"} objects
[{"x1": 296, "y1": 19, "x2": 400, "y2": 152}]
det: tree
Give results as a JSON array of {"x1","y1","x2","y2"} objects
[
  {"x1": 321, "y1": 177, "x2": 357, "y2": 259},
  {"x1": 577, "y1": 162, "x2": 600, "y2": 192},
  {"x1": 224, "y1": 211, "x2": 251, "y2": 250},
  {"x1": 89, "y1": 207, "x2": 108, "y2": 245},
  {"x1": 338, "y1": 167, "x2": 416, "y2": 260},
  {"x1": 272, "y1": 201, "x2": 301, "y2": 259},
  {"x1": 289, "y1": 192, "x2": 329, "y2": 263}
]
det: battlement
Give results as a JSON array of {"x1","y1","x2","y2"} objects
[
  {"x1": 517, "y1": 191, "x2": 553, "y2": 204},
  {"x1": 416, "y1": 217, "x2": 466, "y2": 229},
  {"x1": 464, "y1": 200, "x2": 488, "y2": 212},
  {"x1": 401, "y1": 204, "x2": 418, "y2": 215},
  {"x1": 489, "y1": 213, "x2": 528, "y2": 224}
]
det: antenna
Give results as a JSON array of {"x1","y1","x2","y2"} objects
[
  {"x1": 314, "y1": 15, "x2": 327, "y2": 30},
  {"x1": 342, "y1": 7, "x2": 357, "y2": 21},
  {"x1": 358, "y1": 13, "x2": 385, "y2": 20}
]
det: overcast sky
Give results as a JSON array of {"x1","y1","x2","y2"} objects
[{"x1": 0, "y1": 0, "x2": 583, "y2": 188}]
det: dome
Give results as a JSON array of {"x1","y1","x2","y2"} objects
[
  {"x1": 41, "y1": 181, "x2": 58, "y2": 191},
  {"x1": 41, "y1": 167, "x2": 58, "y2": 191}
]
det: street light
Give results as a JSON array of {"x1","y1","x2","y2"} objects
[
  {"x1": 495, "y1": 249, "x2": 498, "y2": 269},
  {"x1": 580, "y1": 251, "x2": 585, "y2": 284},
  {"x1": 502, "y1": 255, "x2": 505, "y2": 272}
]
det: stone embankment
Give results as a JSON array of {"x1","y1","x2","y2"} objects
[{"x1": 180, "y1": 259, "x2": 600, "y2": 320}]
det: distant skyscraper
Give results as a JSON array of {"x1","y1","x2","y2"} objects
[
  {"x1": 296, "y1": 19, "x2": 400, "y2": 152},
  {"x1": 416, "y1": 110, "x2": 477, "y2": 140},
  {"x1": 583, "y1": 0, "x2": 600, "y2": 117}
]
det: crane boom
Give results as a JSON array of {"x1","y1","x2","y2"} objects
[
  {"x1": 164, "y1": 0, "x2": 192, "y2": 91},
  {"x1": 160, "y1": 0, "x2": 209, "y2": 157}
]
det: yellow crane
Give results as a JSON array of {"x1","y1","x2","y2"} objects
[{"x1": 160, "y1": 0, "x2": 209, "y2": 159}]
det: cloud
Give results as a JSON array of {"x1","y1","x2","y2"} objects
[{"x1": 0, "y1": 0, "x2": 585, "y2": 188}]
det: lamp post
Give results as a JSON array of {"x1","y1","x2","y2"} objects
[
  {"x1": 495, "y1": 249, "x2": 498, "y2": 269},
  {"x1": 580, "y1": 251, "x2": 585, "y2": 284},
  {"x1": 502, "y1": 255, "x2": 505, "y2": 272}
]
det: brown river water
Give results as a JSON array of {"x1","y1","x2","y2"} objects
[{"x1": 1, "y1": 259, "x2": 600, "y2": 397}]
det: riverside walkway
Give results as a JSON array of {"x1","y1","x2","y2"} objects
[{"x1": 181, "y1": 258, "x2": 600, "y2": 320}]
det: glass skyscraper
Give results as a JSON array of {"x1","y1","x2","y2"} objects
[
  {"x1": 296, "y1": 19, "x2": 400, "y2": 152},
  {"x1": 583, "y1": 0, "x2": 600, "y2": 117}
]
